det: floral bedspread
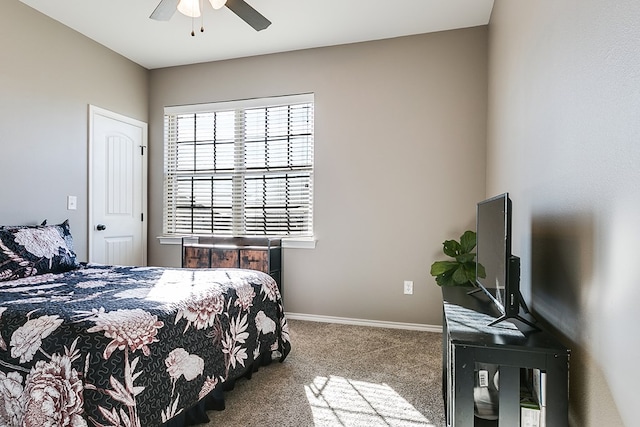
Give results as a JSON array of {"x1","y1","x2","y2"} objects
[{"x1": 0, "y1": 264, "x2": 290, "y2": 427}]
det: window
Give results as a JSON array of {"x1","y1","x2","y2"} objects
[{"x1": 163, "y1": 94, "x2": 314, "y2": 237}]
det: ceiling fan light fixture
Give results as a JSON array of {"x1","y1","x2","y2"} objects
[
  {"x1": 177, "y1": 0, "x2": 201, "y2": 17},
  {"x1": 209, "y1": 0, "x2": 228, "y2": 10}
]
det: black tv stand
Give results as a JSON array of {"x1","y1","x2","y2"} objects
[{"x1": 442, "y1": 286, "x2": 570, "y2": 426}]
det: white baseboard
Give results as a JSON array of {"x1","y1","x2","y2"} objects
[{"x1": 285, "y1": 312, "x2": 442, "y2": 333}]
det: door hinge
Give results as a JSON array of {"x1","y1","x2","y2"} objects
[
  {"x1": 141, "y1": 213, "x2": 144, "y2": 221},
  {"x1": 140, "y1": 145, "x2": 146, "y2": 155}
]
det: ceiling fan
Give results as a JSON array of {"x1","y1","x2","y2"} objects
[{"x1": 150, "y1": 0, "x2": 271, "y2": 32}]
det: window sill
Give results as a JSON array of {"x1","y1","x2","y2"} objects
[
  {"x1": 157, "y1": 236, "x2": 317, "y2": 249},
  {"x1": 282, "y1": 236, "x2": 317, "y2": 249}
]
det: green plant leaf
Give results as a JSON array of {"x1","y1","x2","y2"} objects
[
  {"x1": 455, "y1": 253, "x2": 475, "y2": 264},
  {"x1": 459, "y1": 230, "x2": 477, "y2": 253},
  {"x1": 430, "y1": 230, "x2": 479, "y2": 287},
  {"x1": 430, "y1": 261, "x2": 458, "y2": 276},
  {"x1": 442, "y1": 240, "x2": 461, "y2": 257},
  {"x1": 435, "y1": 274, "x2": 448, "y2": 286},
  {"x1": 452, "y1": 265, "x2": 469, "y2": 284},
  {"x1": 477, "y1": 262, "x2": 486, "y2": 279},
  {"x1": 463, "y1": 263, "x2": 477, "y2": 283},
  {"x1": 435, "y1": 270, "x2": 452, "y2": 286}
]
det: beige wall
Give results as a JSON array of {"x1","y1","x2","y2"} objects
[
  {"x1": 3, "y1": 1, "x2": 487, "y2": 327},
  {"x1": 149, "y1": 27, "x2": 488, "y2": 326},
  {"x1": 488, "y1": 1, "x2": 640, "y2": 425},
  {"x1": 5, "y1": 0, "x2": 639, "y2": 423},
  {"x1": 0, "y1": 1, "x2": 149, "y2": 260}
]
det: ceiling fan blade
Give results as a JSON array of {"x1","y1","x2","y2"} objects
[
  {"x1": 225, "y1": 0, "x2": 272, "y2": 31},
  {"x1": 150, "y1": 0, "x2": 179, "y2": 21}
]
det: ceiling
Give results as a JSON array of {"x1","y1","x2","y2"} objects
[{"x1": 19, "y1": 0, "x2": 494, "y2": 70}]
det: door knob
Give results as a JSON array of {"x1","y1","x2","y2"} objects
[{"x1": 96, "y1": 224, "x2": 106, "y2": 231}]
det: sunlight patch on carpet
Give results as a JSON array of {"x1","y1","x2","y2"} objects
[{"x1": 304, "y1": 375, "x2": 436, "y2": 427}]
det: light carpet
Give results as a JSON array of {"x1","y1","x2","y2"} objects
[{"x1": 199, "y1": 319, "x2": 446, "y2": 427}]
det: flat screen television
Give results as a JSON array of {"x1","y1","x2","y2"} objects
[{"x1": 474, "y1": 193, "x2": 537, "y2": 329}]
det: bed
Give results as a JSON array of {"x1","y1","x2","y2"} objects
[{"x1": 0, "y1": 221, "x2": 291, "y2": 427}]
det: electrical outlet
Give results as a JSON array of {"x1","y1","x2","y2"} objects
[{"x1": 403, "y1": 280, "x2": 413, "y2": 295}]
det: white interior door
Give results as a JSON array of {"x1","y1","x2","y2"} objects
[{"x1": 89, "y1": 106, "x2": 147, "y2": 266}]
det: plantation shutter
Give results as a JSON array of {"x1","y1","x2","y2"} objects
[{"x1": 163, "y1": 94, "x2": 314, "y2": 237}]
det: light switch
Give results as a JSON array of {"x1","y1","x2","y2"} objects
[{"x1": 67, "y1": 196, "x2": 77, "y2": 210}]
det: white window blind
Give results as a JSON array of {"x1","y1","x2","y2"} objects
[{"x1": 163, "y1": 94, "x2": 314, "y2": 237}]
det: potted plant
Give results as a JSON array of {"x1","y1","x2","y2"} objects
[{"x1": 430, "y1": 230, "x2": 485, "y2": 286}]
